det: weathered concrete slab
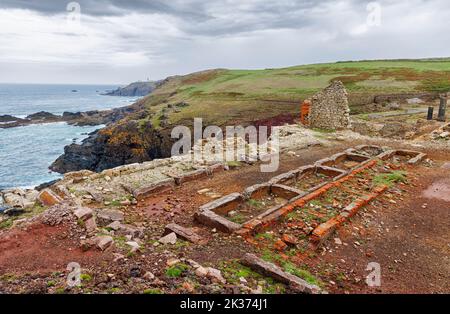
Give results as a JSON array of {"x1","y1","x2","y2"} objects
[
  {"x1": 164, "y1": 223, "x2": 205, "y2": 244},
  {"x1": 174, "y1": 169, "x2": 209, "y2": 185},
  {"x1": 74, "y1": 207, "x2": 93, "y2": 221},
  {"x1": 194, "y1": 210, "x2": 241, "y2": 233},
  {"x1": 241, "y1": 253, "x2": 322, "y2": 294},
  {"x1": 96, "y1": 209, "x2": 124, "y2": 226},
  {"x1": 133, "y1": 178, "x2": 175, "y2": 200}
]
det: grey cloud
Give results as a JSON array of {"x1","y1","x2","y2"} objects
[{"x1": 0, "y1": 0, "x2": 372, "y2": 36}]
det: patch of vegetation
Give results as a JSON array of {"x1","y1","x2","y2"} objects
[
  {"x1": 0, "y1": 218, "x2": 13, "y2": 230},
  {"x1": 143, "y1": 288, "x2": 163, "y2": 294},
  {"x1": 254, "y1": 232, "x2": 275, "y2": 240},
  {"x1": 47, "y1": 280, "x2": 56, "y2": 288},
  {"x1": 246, "y1": 199, "x2": 264, "y2": 208},
  {"x1": 165, "y1": 263, "x2": 189, "y2": 278},
  {"x1": 220, "y1": 260, "x2": 260, "y2": 284},
  {"x1": 108, "y1": 200, "x2": 122, "y2": 207},
  {"x1": 282, "y1": 262, "x2": 323, "y2": 287},
  {"x1": 77, "y1": 218, "x2": 85, "y2": 228},
  {"x1": 0, "y1": 274, "x2": 17, "y2": 283},
  {"x1": 107, "y1": 287, "x2": 121, "y2": 294},
  {"x1": 374, "y1": 170, "x2": 408, "y2": 187},
  {"x1": 226, "y1": 161, "x2": 242, "y2": 168},
  {"x1": 228, "y1": 212, "x2": 247, "y2": 224},
  {"x1": 80, "y1": 273, "x2": 92, "y2": 282}
]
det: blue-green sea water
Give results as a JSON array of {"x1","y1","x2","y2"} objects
[{"x1": 0, "y1": 84, "x2": 139, "y2": 189}]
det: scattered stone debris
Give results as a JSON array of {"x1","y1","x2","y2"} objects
[
  {"x1": 159, "y1": 232, "x2": 177, "y2": 245},
  {"x1": 74, "y1": 207, "x2": 93, "y2": 221},
  {"x1": 38, "y1": 189, "x2": 63, "y2": 207},
  {"x1": 163, "y1": 223, "x2": 205, "y2": 244},
  {"x1": 96, "y1": 209, "x2": 124, "y2": 226},
  {"x1": 95, "y1": 235, "x2": 114, "y2": 251}
]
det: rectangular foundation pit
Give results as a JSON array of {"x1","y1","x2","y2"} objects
[
  {"x1": 270, "y1": 166, "x2": 346, "y2": 193},
  {"x1": 379, "y1": 149, "x2": 427, "y2": 165},
  {"x1": 317, "y1": 153, "x2": 370, "y2": 171},
  {"x1": 223, "y1": 184, "x2": 302, "y2": 225},
  {"x1": 196, "y1": 185, "x2": 302, "y2": 231}
]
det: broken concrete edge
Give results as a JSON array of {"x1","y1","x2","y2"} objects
[
  {"x1": 408, "y1": 152, "x2": 427, "y2": 165},
  {"x1": 194, "y1": 209, "x2": 242, "y2": 233},
  {"x1": 163, "y1": 223, "x2": 206, "y2": 244},
  {"x1": 132, "y1": 178, "x2": 175, "y2": 201},
  {"x1": 270, "y1": 184, "x2": 303, "y2": 199},
  {"x1": 174, "y1": 168, "x2": 210, "y2": 185},
  {"x1": 346, "y1": 144, "x2": 386, "y2": 158},
  {"x1": 310, "y1": 184, "x2": 389, "y2": 247},
  {"x1": 240, "y1": 253, "x2": 323, "y2": 294},
  {"x1": 198, "y1": 192, "x2": 242, "y2": 212},
  {"x1": 268, "y1": 171, "x2": 297, "y2": 185}
]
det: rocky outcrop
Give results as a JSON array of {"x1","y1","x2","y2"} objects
[
  {"x1": 0, "y1": 103, "x2": 141, "y2": 129},
  {"x1": 103, "y1": 81, "x2": 159, "y2": 97},
  {"x1": 49, "y1": 119, "x2": 174, "y2": 173},
  {"x1": 26, "y1": 111, "x2": 60, "y2": 121},
  {"x1": 309, "y1": 81, "x2": 351, "y2": 130}
]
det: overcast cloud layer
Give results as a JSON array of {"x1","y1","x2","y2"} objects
[{"x1": 0, "y1": 0, "x2": 449, "y2": 84}]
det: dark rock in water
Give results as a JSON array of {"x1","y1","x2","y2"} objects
[
  {"x1": 103, "y1": 81, "x2": 159, "y2": 97},
  {"x1": 50, "y1": 120, "x2": 174, "y2": 173},
  {"x1": 26, "y1": 111, "x2": 60, "y2": 121},
  {"x1": 72, "y1": 90, "x2": 78, "y2": 92},
  {"x1": 0, "y1": 115, "x2": 25, "y2": 123},
  {"x1": 35, "y1": 179, "x2": 61, "y2": 192},
  {"x1": 62, "y1": 111, "x2": 83, "y2": 120}
]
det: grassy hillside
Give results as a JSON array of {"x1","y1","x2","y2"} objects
[
  {"x1": 52, "y1": 58, "x2": 450, "y2": 173},
  {"x1": 139, "y1": 59, "x2": 450, "y2": 128}
]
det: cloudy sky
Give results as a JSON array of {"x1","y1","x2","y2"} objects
[{"x1": 0, "y1": 0, "x2": 449, "y2": 84}]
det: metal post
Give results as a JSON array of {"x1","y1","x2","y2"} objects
[
  {"x1": 438, "y1": 96, "x2": 447, "y2": 122},
  {"x1": 427, "y1": 107, "x2": 434, "y2": 120}
]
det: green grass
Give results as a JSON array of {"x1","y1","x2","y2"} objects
[
  {"x1": 282, "y1": 262, "x2": 322, "y2": 287},
  {"x1": 136, "y1": 59, "x2": 447, "y2": 129},
  {"x1": 80, "y1": 273, "x2": 92, "y2": 282},
  {"x1": 0, "y1": 203, "x2": 47, "y2": 230},
  {"x1": 165, "y1": 263, "x2": 189, "y2": 278},
  {"x1": 374, "y1": 171, "x2": 408, "y2": 187},
  {"x1": 143, "y1": 288, "x2": 163, "y2": 294}
]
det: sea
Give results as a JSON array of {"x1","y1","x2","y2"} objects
[{"x1": 0, "y1": 84, "x2": 140, "y2": 190}]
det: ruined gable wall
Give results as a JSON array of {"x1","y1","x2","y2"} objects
[{"x1": 309, "y1": 81, "x2": 351, "y2": 130}]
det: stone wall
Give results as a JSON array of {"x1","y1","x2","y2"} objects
[{"x1": 309, "y1": 81, "x2": 351, "y2": 130}]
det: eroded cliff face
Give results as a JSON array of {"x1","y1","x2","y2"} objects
[{"x1": 50, "y1": 119, "x2": 174, "y2": 173}]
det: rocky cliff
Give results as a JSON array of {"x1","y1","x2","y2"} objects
[
  {"x1": 104, "y1": 81, "x2": 160, "y2": 97},
  {"x1": 50, "y1": 113, "x2": 175, "y2": 173}
]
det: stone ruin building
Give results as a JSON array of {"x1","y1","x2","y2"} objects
[{"x1": 308, "y1": 80, "x2": 351, "y2": 130}]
